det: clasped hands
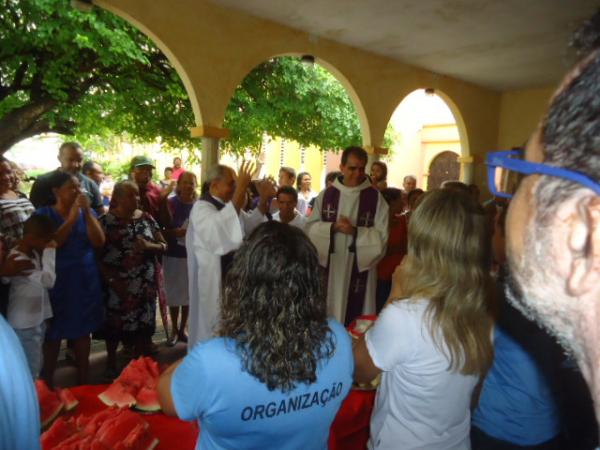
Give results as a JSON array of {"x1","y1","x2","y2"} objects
[{"x1": 333, "y1": 216, "x2": 355, "y2": 235}]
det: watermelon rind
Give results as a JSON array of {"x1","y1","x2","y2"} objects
[
  {"x1": 56, "y1": 388, "x2": 79, "y2": 412},
  {"x1": 36, "y1": 380, "x2": 66, "y2": 429},
  {"x1": 133, "y1": 386, "x2": 161, "y2": 413},
  {"x1": 98, "y1": 382, "x2": 137, "y2": 408}
]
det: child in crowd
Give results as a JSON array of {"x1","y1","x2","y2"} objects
[{"x1": 3, "y1": 215, "x2": 57, "y2": 378}]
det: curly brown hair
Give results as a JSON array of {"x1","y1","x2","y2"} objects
[{"x1": 217, "y1": 221, "x2": 335, "y2": 392}]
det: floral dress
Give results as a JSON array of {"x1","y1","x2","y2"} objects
[{"x1": 100, "y1": 211, "x2": 160, "y2": 338}]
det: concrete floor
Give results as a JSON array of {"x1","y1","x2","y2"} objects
[{"x1": 53, "y1": 325, "x2": 188, "y2": 387}]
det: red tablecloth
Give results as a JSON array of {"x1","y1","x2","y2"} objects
[{"x1": 65, "y1": 385, "x2": 375, "y2": 450}]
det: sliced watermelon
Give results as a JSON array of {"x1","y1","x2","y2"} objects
[
  {"x1": 42, "y1": 407, "x2": 158, "y2": 450},
  {"x1": 97, "y1": 410, "x2": 148, "y2": 448},
  {"x1": 98, "y1": 382, "x2": 137, "y2": 408},
  {"x1": 56, "y1": 388, "x2": 79, "y2": 411},
  {"x1": 134, "y1": 386, "x2": 161, "y2": 413},
  {"x1": 81, "y1": 406, "x2": 117, "y2": 435},
  {"x1": 116, "y1": 422, "x2": 159, "y2": 450},
  {"x1": 41, "y1": 417, "x2": 77, "y2": 450},
  {"x1": 36, "y1": 379, "x2": 65, "y2": 428}
]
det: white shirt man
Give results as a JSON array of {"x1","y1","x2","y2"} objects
[
  {"x1": 186, "y1": 163, "x2": 274, "y2": 348},
  {"x1": 306, "y1": 147, "x2": 389, "y2": 325},
  {"x1": 271, "y1": 186, "x2": 307, "y2": 231}
]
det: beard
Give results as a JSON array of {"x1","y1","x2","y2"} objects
[{"x1": 505, "y1": 219, "x2": 584, "y2": 362}]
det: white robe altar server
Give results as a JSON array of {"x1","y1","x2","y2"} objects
[
  {"x1": 186, "y1": 162, "x2": 274, "y2": 348},
  {"x1": 306, "y1": 147, "x2": 389, "y2": 325}
]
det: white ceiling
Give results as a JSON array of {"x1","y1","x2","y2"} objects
[{"x1": 213, "y1": 0, "x2": 599, "y2": 91}]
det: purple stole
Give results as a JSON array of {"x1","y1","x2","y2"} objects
[
  {"x1": 321, "y1": 184, "x2": 379, "y2": 326},
  {"x1": 200, "y1": 192, "x2": 235, "y2": 279}
]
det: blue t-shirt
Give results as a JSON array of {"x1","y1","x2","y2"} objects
[
  {"x1": 472, "y1": 298, "x2": 562, "y2": 445},
  {"x1": 172, "y1": 319, "x2": 353, "y2": 450},
  {"x1": 0, "y1": 315, "x2": 40, "y2": 450}
]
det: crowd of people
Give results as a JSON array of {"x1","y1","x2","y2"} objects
[{"x1": 3, "y1": 8, "x2": 600, "y2": 450}]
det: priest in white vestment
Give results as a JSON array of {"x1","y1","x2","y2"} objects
[
  {"x1": 186, "y1": 163, "x2": 274, "y2": 348},
  {"x1": 306, "y1": 147, "x2": 389, "y2": 325}
]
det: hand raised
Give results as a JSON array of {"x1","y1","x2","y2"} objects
[
  {"x1": 236, "y1": 160, "x2": 256, "y2": 189},
  {"x1": 256, "y1": 176, "x2": 277, "y2": 200}
]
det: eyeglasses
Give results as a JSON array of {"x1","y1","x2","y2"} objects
[{"x1": 485, "y1": 150, "x2": 600, "y2": 199}]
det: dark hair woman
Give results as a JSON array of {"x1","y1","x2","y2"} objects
[
  {"x1": 295, "y1": 171, "x2": 316, "y2": 215},
  {"x1": 36, "y1": 171, "x2": 105, "y2": 387},
  {"x1": 158, "y1": 221, "x2": 353, "y2": 449}
]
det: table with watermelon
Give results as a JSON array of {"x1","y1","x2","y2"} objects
[{"x1": 39, "y1": 356, "x2": 375, "y2": 450}]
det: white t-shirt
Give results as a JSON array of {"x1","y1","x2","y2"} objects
[
  {"x1": 5, "y1": 248, "x2": 56, "y2": 329},
  {"x1": 272, "y1": 211, "x2": 307, "y2": 231},
  {"x1": 365, "y1": 299, "x2": 477, "y2": 450}
]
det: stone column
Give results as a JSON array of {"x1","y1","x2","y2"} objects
[
  {"x1": 457, "y1": 155, "x2": 474, "y2": 184},
  {"x1": 201, "y1": 137, "x2": 219, "y2": 181},
  {"x1": 190, "y1": 126, "x2": 230, "y2": 182}
]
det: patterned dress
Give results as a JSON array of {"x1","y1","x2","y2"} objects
[{"x1": 100, "y1": 211, "x2": 160, "y2": 338}]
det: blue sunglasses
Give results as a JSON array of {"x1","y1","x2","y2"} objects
[{"x1": 486, "y1": 150, "x2": 600, "y2": 199}]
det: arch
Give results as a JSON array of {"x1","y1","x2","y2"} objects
[
  {"x1": 381, "y1": 88, "x2": 473, "y2": 189},
  {"x1": 229, "y1": 53, "x2": 370, "y2": 146},
  {"x1": 383, "y1": 87, "x2": 469, "y2": 158},
  {"x1": 95, "y1": 1, "x2": 203, "y2": 125}
]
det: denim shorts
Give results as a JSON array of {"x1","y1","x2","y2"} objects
[{"x1": 14, "y1": 322, "x2": 46, "y2": 378}]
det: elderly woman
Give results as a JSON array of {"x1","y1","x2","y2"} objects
[
  {"x1": 36, "y1": 171, "x2": 105, "y2": 387},
  {"x1": 158, "y1": 221, "x2": 353, "y2": 449},
  {"x1": 101, "y1": 181, "x2": 166, "y2": 375},
  {"x1": 160, "y1": 171, "x2": 197, "y2": 345}
]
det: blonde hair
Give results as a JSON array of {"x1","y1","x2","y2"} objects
[{"x1": 396, "y1": 189, "x2": 494, "y2": 376}]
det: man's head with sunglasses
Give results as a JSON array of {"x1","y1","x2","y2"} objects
[{"x1": 502, "y1": 10, "x2": 600, "y2": 420}]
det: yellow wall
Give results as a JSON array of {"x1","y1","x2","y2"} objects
[
  {"x1": 385, "y1": 123, "x2": 461, "y2": 190},
  {"x1": 497, "y1": 86, "x2": 554, "y2": 150}
]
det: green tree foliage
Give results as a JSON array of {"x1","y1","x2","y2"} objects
[
  {"x1": 1, "y1": 1, "x2": 389, "y2": 157},
  {"x1": 0, "y1": 0, "x2": 195, "y2": 153},
  {"x1": 223, "y1": 57, "x2": 364, "y2": 154}
]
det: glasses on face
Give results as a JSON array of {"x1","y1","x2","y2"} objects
[{"x1": 485, "y1": 150, "x2": 600, "y2": 199}]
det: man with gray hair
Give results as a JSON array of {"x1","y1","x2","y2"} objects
[
  {"x1": 402, "y1": 175, "x2": 417, "y2": 193},
  {"x1": 489, "y1": 10, "x2": 600, "y2": 426},
  {"x1": 186, "y1": 162, "x2": 275, "y2": 348}
]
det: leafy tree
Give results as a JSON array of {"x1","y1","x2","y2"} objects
[
  {"x1": 0, "y1": 0, "x2": 195, "y2": 153},
  {"x1": 223, "y1": 57, "x2": 363, "y2": 154},
  {"x1": 1, "y1": 1, "x2": 391, "y2": 157}
]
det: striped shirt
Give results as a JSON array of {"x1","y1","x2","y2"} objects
[{"x1": 0, "y1": 198, "x2": 34, "y2": 247}]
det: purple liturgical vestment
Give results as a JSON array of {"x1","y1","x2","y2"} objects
[{"x1": 306, "y1": 177, "x2": 389, "y2": 325}]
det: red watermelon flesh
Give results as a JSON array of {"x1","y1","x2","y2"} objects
[
  {"x1": 81, "y1": 407, "x2": 116, "y2": 434},
  {"x1": 97, "y1": 410, "x2": 147, "y2": 447},
  {"x1": 42, "y1": 407, "x2": 158, "y2": 449},
  {"x1": 115, "y1": 422, "x2": 158, "y2": 450},
  {"x1": 134, "y1": 386, "x2": 161, "y2": 413},
  {"x1": 41, "y1": 417, "x2": 77, "y2": 450},
  {"x1": 56, "y1": 388, "x2": 79, "y2": 411},
  {"x1": 98, "y1": 382, "x2": 137, "y2": 408},
  {"x1": 36, "y1": 380, "x2": 65, "y2": 428}
]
